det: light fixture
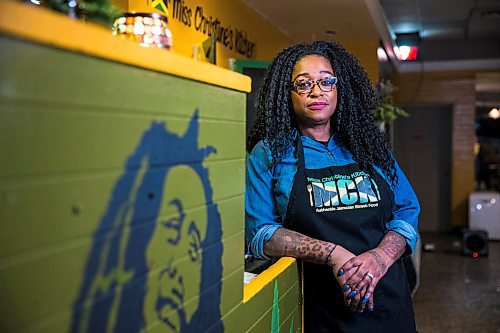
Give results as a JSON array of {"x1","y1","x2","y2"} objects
[
  {"x1": 112, "y1": 12, "x2": 173, "y2": 50},
  {"x1": 377, "y1": 47, "x2": 388, "y2": 61},
  {"x1": 488, "y1": 108, "x2": 499, "y2": 119},
  {"x1": 394, "y1": 32, "x2": 420, "y2": 61}
]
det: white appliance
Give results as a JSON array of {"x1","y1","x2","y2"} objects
[{"x1": 469, "y1": 191, "x2": 500, "y2": 240}]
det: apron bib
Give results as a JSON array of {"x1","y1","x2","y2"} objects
[{"x1": 284, "y1": 138, "x2": 416, "y2": 333}]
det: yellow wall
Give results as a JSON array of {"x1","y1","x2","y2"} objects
[
  {"x1": 125, "y1": 0, "x2": 292, "y2": 68},
  {"x1": 337, "y1": 38, "x2": 380, "y2": 85},
  {"x1": 116, "y1": 1, "x2": 379, "y2": 82}
]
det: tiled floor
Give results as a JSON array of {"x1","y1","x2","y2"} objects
[{"x1": 413, "y1": 232, "x2": 500, "y2": 333}]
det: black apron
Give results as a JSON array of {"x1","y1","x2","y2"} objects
[{"x1": 284, "y1": 138, "x2": 416, "y2": 333}]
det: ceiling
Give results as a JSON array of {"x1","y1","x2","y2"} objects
[
  {"x1": 381, "y1": 0, "x2": 500, "y2": 40},
  {"x1": 243, "y1": 0, "x2": 500, "y2": 67},
  {"x1": 243, "y1": 0, "x2": 500, "y2": 110}
]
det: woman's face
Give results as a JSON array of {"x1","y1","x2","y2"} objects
[{"x1": 291, "y1": 55, "x2": 338, "y2": 129}]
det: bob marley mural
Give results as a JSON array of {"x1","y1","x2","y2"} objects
[{"x1": 70, "y1": 111, "x2": 224, "y2": 333}]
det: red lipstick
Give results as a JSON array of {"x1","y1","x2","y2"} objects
[{"x1": 307, "y1": 102, "x2": 328, "y2": 110}]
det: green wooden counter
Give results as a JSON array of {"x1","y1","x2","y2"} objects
[{"x1": 0, "y1": 1, "x2": 301, "y2": 332}]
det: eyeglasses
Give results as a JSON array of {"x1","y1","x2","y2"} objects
[{"x1": 292, "y1": 77, "x2": 338, "y2": 95}]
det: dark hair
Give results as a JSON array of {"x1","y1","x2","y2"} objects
[{"x1": 247, "y1": 40, "x2": 397, "y2": 185}]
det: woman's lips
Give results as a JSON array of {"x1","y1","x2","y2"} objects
[{"x1": 307, "y1": 102, "x2": 329, "y2": 110}]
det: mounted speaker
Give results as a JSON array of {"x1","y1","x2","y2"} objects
[{"x1": 462, "y1": 229, "x2": 489, "y2": 257}]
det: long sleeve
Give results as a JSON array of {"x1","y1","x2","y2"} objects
[
  {"x1": 384, "y1": 161, "x2": 420, "y2": 253},
  {"x1": 245, "y1": 142, "x2": 283, "y2": 259}
]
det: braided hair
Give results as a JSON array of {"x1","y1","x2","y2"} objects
[{"x1": 247, "y1": 40, "x2": 397, "y2": 186}]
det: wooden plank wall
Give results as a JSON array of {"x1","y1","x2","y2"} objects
[{"x1": 0, "y1": 35, "x2": 300, "y2": 333}]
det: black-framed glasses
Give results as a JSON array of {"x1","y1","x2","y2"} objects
[{"x1": 292, "y1": 77, "x2": 338, "y2": 95}]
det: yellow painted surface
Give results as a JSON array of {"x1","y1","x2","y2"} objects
[
  {"x1": 243, "y1": 257, "x2": 297, "y2": 303},
  {"x1": 127, "y1": 0, "x2": 293, "y2": 67},
  {"x1": 0, "y1": 0, "x2": 251, "y2": 93},
  {"x1": 337, "y1": 37, "x2": 380, "y2": 84}
]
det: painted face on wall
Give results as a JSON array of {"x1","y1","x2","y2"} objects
[
  {"x1": 145, "y1": 165, "x2": 208, "y2": 332},
  {"x1": 71, "y1": 113, "x2": 223, "y2": 333},
  {"x1": 291, "y1": 55, "x2": 338, "y2": 130}
]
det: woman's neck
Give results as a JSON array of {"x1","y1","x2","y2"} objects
[{"x1": 298, "y1": 123, "x2": 332, "y2": 142}]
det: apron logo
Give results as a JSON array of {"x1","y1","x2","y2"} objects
[{"x1": 307, "y1": 172, "x2": 381, "y2": 212}]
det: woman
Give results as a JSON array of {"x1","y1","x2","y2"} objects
[{"x1": 245, "y1": 41, "x2": 420, "y2": 332}]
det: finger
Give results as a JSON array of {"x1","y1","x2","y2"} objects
[
  {"x1": 352, "y1": 273, "x2": 373, "y2": 294},
  {"x1": 349, "y1": 289, "x2": 362, "y2": 311},
  {"x1": 341, "y1": 283, "x2": 351, "y2": 295},
  {"x1": 345, "y1": 269, "x2": 368, "y2": 289},
  {"x1": 344, "y1": 294, "x2": 352, "y2": 307},
  {"x1": 355, "y1": 283, "x2": 369, "y2": 313},
  {"x1": 338, "y1": 257, "x2": 362, "y2": 275},
  {"x1": 344, "y1": 288, "x2": 357, "y2": 307},
  {"x1": 359, "y1": 291, "x2": 370, "y2": 313},
  {"x1": 337, "y1": 265, "x2": 358, "y2": 285},
  {"x1": 365, "y1": 281, "x2": 377, "y2": 312},
  {"x1": 336, "y1": 259, "x2": 360, "y2": 279},
  {"x1": 354, "y1": 284, "x2": 370, "y2": 312}
]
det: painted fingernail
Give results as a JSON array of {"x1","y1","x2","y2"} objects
[
  {"x1": 337, "y1": 269, "x2": 344, "y2": 277},
  {"x1": 342, "y1": 285, "x2": 350, "y2": 292},
  {"x1": 369, "y1": 306, "x2": 374, "y2": 312},
  {"x1": 362, "y1": 296, "x2": 369, "y2": 304},
  {"x1": 347, "y1": 290, "x2": 357, "y2": 299}
]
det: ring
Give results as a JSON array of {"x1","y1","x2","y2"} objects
[{"x1": 365, "y1": 272, "x2": 375, "y2": 280}]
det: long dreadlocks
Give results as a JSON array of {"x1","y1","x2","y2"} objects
[{"x1": 247, "y1": 40, "x2": 397, "y2": 186}]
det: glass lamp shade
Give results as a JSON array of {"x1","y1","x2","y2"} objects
[{"x1": 112, "y1": 12, "x2": 173, "y2": 49}]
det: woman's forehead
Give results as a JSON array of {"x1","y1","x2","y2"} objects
[{"x1": 292, "y1": 55, "x2": 334, "y2": 77}]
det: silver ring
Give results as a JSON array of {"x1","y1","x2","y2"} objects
[{"x1": 366, "y1": 272, "x2": 375, "y2": 280}]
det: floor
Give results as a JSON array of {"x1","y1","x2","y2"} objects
[{"x1": 413, "y1": 232, "x2": 500, "y2": 333}]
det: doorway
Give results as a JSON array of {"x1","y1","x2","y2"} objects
[
  {"x1": 393, "y1": 105, "x2": 453, "y2": 232},
  {"x1": 233, "y1": 59, "x2": 269, "y2": 140}
]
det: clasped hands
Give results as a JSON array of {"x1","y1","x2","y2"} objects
[{"x1": 327, "y1": 245, "x2": 392, "y2": 313}]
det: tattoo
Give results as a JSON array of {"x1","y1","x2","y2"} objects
[
  {"x1": 368, "y1": 250, "x2": 387, "y2": 273},
  {"x1": 324, "y1": 244, "x2": 337, "y2": 265},
  {"x1": 379, "y1": 231, "x2": 406, "y2": 261},
  {"x1": 264, "y1": 228, "x2": 335, "y2": 265}
]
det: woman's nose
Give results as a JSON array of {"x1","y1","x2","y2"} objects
[{"x1": 308, "y1": 82, "x2": 323, "y2": 96}]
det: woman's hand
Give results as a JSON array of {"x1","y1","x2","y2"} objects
[
  {"x1": 325, "y1": 245, "x2": 360, "y2": 305},
  {"x1": 327, "y1": 245, "x2": 356, "y2": 276},
  {"x1": 337, "y1": 231, "x2": 407, "y2": 312},
  {"x1": 336, "y1": 248, "x2": 388, "y2": 312}
]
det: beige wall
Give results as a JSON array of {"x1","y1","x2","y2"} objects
[{"x1": 393, "y1": 71, "x2": 477, "y2": 229}]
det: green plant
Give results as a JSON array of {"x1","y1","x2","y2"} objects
[
  {"x1": 42, "y1": 0, "x2": 122, "y2": 26},
  {"x1": 373, "y1": 79, "x2": 409, "y2": 122}
]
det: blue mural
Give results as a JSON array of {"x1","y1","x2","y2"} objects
[{"x1": 71, "y1": 110, "x2": 224, "y2": 333}]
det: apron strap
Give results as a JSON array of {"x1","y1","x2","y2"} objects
[{"x1": 284, "y1": 136, "x2": 305, "y2": 228}]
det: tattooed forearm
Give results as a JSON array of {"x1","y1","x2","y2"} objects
[
  {"x1": 368, "y1": 250, "x2": 387, "y2": 273},
  {"x1": 378, "y1": 231, "x2": 406, "y2": 262},
  {"x1": 264, "y1": 228, "x2": 336, "y2": 266}
]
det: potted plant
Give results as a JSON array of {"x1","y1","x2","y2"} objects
[
  {"x1": 373, "y1": 79, "x2": 409, "y2": 131},
  {"x1": 39, "y1": 0, "x2": 122, "y2": 26}
]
